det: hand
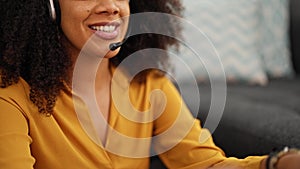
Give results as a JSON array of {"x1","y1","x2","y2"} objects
[{"x1": 276, "y1": 152, "x2": 300, "y2": 169}]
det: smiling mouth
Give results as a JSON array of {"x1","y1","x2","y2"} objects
[
  {"x1": 89, "y1": 25, "x2": 117, "y2": 33},
  {"x1": 88, "y1": 22, "x2": 121, "y2": 40}
]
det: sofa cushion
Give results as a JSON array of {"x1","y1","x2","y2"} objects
[{"x1": 180, "y1": 77, "x2": 300, "y2": 157}]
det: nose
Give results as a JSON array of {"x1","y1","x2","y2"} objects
[{"x1": 93, "y1": 0, "x2": 120, "y2": 16}]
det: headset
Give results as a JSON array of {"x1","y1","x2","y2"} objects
[
  {"x1": 47, "y1": 0, "x2": 130, "y2": 23},
  {"x1": 47, "y1": 0, "x2": 61, "y2": 24},
  {"x1": 47, "y1": 0, "x2": 130, "y2": 51}
]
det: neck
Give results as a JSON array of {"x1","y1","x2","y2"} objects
[
  {"x1": 66, "y1": 48, "x2": 112, "y2": 91},
  {"x1": 95, "y1": 59, "x2": 111, "y2": 90}
]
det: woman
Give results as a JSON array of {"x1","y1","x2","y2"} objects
[{"x1": 0, "y1": 0, "x2": 299, "y2": 169}]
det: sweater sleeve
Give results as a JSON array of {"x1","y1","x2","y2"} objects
[
  {"x1": 153, "y1": 78, "x2": 266, "y2": 169},
  {"x1": 0, "y1": 98, "x2": 35, "y2": 169}
]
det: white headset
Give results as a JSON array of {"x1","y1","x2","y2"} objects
[{"x1": 48, "y1": 0, "x2": 56, "y2": 21}]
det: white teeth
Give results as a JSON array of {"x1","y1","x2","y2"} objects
[{"x1": 91, "y1": 25, "x2": 116, "y2": 32}]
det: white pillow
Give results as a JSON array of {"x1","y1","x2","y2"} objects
[
  {"x1": 173, "y1": 0, "x2": 268, "y2": 85},
  {"x1": 260, "y1": 0, "x2": 294, "y2": 78}
]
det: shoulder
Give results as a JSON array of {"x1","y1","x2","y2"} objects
[
  {"x1": 0, "y1": 78, "x2": 30, "y2": 99},
  {"x1": 0, "y1": 78, "x2": 32, "y2": 116}
]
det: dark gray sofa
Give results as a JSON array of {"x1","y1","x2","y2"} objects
[
  {"x1": 202, "y1": 0, "x2": 300, "y2": 158},
  {"x1": 150, "y1": 0, "x2": 300, "y2": 168},
  {"x1": 193, "y1": 77, "x2": 300, "y2": 158}
]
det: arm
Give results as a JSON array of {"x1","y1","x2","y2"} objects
[
  {"x1": 152, "y1": 78, "x2": 266, "y2": 169},
  {"x1": 260, "y1": 159, "x2": 267, "y2": 169},
  {"x1": 260, "y1": 148, "x2": 300, "y2": 169},
  {"x1": 275, "y1": 153, "x2": 300, "y2": 169},
  {"x1": 0, "y1": 98, "x2": 35, "y2": 169}
]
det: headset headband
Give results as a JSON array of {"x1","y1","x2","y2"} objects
[{"x1": 48, "y1": 0, "x2": 56, "y2": 21}]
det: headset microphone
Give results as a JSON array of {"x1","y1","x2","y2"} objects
[
  {"x1": 109, "y1": 11, "x2": 132, "y2": 51},
  {"x1": 48, "y1": 0, "x2": 131, "y2": 51},
  {"x1": 109, "y1": 38, "x2": 128, "y2": 51}
]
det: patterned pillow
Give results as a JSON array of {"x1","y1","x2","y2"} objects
[
  {"x1": 173, "y1": 0, "x2": 268, "y2": 85},
  {"x1": 260, "y1": 0, "x2": 294, "y2": 78}
]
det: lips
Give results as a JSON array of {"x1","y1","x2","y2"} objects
[{"x1": 88, "y1": 22, "x2": 120, "y2": 40}]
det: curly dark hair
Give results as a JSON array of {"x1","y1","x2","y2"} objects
[{"x1": 0, "y1": 0, "x2": 184, "y2": 115}]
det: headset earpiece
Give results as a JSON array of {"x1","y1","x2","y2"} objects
[{"x1": 48, "y1": 0, "x2": 61, "y2": 24}]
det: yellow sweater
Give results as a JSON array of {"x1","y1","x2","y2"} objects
[{"x1": 0, "y1": 72, "x2": 265, "y2": 169}]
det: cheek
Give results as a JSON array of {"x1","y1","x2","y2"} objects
[
  {"x1": 60, "y1": 5, "x2": 90, "y2": 50},
  {"x1": 61, "y1": 21, "x2": 82, "y2": 52},
  {"x1": 60, "y1": 2, "x2": 90, "y2": 26},
  {"x1": 120, "y1": 5, "x2": 130, "y2": 19}
]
